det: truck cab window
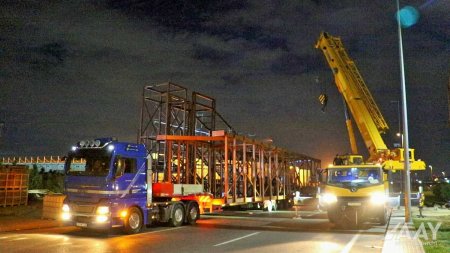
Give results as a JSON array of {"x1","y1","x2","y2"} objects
[
  {"x1": 65, "y1": 149, "x2": 111, "y2": 177},
  {"x1": 114, "y1": 157, "x2": 137, "y2": 177}
]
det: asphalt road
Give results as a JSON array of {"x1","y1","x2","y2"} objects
[{"x1": 0, "y1": 210, "x2": 387, "y2": 253}]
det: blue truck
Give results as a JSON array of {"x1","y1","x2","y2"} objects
[{"x1": 61, "y1": 138, "x2": 207, "y2": 234}]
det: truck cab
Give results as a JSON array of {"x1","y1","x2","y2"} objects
[
  {"x1": 62, "y1": 138, "x2": 149, "y2": 233},
  {"x1": 320, "y1": 160, "x2": 388, "y2": 227},
  {"x1": 61, "y1": 138, "x2": 202, "y2": 234}
]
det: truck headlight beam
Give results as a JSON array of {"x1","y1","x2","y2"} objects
[
  {"x1": 370, "y1": 192, "x2": 386, "y2": 205},
  {"x1": 323, "y1": 193, "x2": 338, "y2": 204},
  {"x1": 96, "y1": 206, "x2": 110, "y2": 215},
  {"x1": 61, "y1": 204, "x2": 71, "y2": 221},
  {"x1": 96, "y1": 215, "x2": 109, "y2": 223}
]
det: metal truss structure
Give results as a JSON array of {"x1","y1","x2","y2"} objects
[
  {"x1": 139, "y1": 82, "x2": 233, "y2": 173},
  {"x1": 157, "y1": 132, "x2": 320, "y2": 206},
  {"x1": 139, "y1": 82, "x2": 321, "y2": 206}
]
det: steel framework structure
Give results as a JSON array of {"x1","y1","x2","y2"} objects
[
  {"x1": 139, "y1": 82, "x2": 233, "y2": 173},
  {"x1": 138, "y1": 82, "x2": 320, "y2": 206},
  {"x1": 156, "y1": 132, "x2": 320, "y2": 206}
]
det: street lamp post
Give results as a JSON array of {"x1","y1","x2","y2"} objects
[
  {"x1": 390, "y1": 100, "x2": 403, "y2": 193},
  {"x1": 396, "y1": 0, "x2": 412, "y2": 223},
  {"x1": 429, "y1": 165, "x2": 433, "y2": 180},
  {"x1": 390, "y1": 100, "x2": 403, "y2": 147}
]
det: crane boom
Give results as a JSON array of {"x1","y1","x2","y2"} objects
[{"x1": 316, "y1": 32, "x2": 425, "y2": 170}]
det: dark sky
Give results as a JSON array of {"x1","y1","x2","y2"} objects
[{"x1": 1, "y1": 0, "x2": 449, "y2": 174}]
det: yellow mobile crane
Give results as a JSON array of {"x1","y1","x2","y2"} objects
[{"x1": 316, "y1": 32, "x2": 426, "y2": 227}]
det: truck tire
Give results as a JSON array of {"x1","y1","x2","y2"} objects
[
  {"x1": 169, "y1": 204, "x2": 185, "y2": 227},
  {"x1": 327, "y1": 209, "x2": 337, "y2": 223},
  {"x1": 123, "y1": 207, "x2": 143, "y2": 234},
  {"x1": 379, "y1": 208, "x2": 388, "y2": 225},
  {"x1": 186, "y1": 202, "x2": 200, "y2": 225}
]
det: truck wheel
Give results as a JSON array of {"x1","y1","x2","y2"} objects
[
  {"x1": 186, "y1": 202, "x2": 200, "y2": 225},
  {"x1": 327, "y1": 209, "x2": 337, "y2": 223},
  {"x1": 379, "y1": 208, "x2": 388, "y2": 225},
  {"x1": 170, "y1": 204, "x2": 185, "y2": 227},
  {"x1": 123, "y1": 207, "x2": 143, "y2": 234},
  {"x1": 337, "y1": 208, "x2": 358, "y2": 229}
]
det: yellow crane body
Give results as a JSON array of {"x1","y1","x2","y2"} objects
[
  {"x1": 316, "y1": 32, "x2": 425, "y2": 228},
  {"x1": 316, "y1": 32, "x2": 425, "y2": 170}
]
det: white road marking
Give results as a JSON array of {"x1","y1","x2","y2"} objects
[
  {"x1": 214, "y1": 232, "x2": 260, "y2": 247},
  {"x1": 340, "y1": 233, "x2": 361, "y2": 253},
  {"x1": 9, "y1": 237, "x2": 28, "y2": 241},
  {"x1": 57, "y1": 243, "x2": 73, "y2": 246},
  {"x1": 141, "y1": 226, "x2": 185, "y2": 235},
  {"x1": 364, "y1": 245, "x2": 383, "y2": 249},
  {"x1": 101, "y1": 226, "x2": 186, "y2": 238}
]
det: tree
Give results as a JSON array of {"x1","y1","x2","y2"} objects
[
  {"x1": 440, "y1": 183, "x2": 450, "y2": 201},
  {"x1": 29, "y1": 164, "x2": 43, "y2": 189},
  {"x1": 432, "y1": 183, "x2": 450, "y2": 203},
  {"x1": 47, "y1": 171, "x2": 64, "y2": 193}
]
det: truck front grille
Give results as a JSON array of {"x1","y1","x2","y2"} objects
[
  {"x1": 71, "y1": 203, "x2": 96, "y2": 214},
  {"x1": 74, "y1": 216, "x2": 92, "y2": 223}
]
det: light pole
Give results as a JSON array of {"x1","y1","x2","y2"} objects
[
  {"x1": 390, "y1": 100, "x2": 403, "y2": 147},
  {"x1": 429, "y1": 165, "x2": 433, "y2": 180},
  {"x1": 390, "y1": 100, "x2": 403, "y2": 194},
  {"x1": 396, "y1": 0, "x2": 412, "y2": 223}
]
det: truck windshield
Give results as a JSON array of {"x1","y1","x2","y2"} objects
[
  {"x1": 327, "y1": 167, "x2": 382, "y2": 187},
  {"x1": 66, "y1": 149, "x2": 112, "y2": 177}
]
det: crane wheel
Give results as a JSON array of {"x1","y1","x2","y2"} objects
[{"x1": 379, "y1": 208, "x2": 388, "y2": 225}]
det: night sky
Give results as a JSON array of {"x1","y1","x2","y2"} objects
[{"x1": 1, "y1": 0, "x2": 449, "y2": 175}]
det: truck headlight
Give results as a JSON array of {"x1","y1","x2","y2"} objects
[
  {"x1": 96, "y1": 215, "x2": 109, "y2": 223},
  {"x1": 95, "y1": 206, "x2": 110, "y2": 223},
  {"x1": 323, "y1": 193, "x2": 338, "y2": 204},
  {"x1": 61, "y1": 204, "x2": 71, "y2": 221},
  {"x1": 96, "y1": 206, "x2": 110, "y2": 215},
  {"x1": 370, "y1": 192, "x2": 386, "y2": 205}
]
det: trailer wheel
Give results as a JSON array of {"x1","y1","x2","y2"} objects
[
  {"x1": 123, "y1": 207, "x2": 143, "y2": 234},
  {"x1": 186, "y1": 202, "x2": 200, "y2": 225},
  {"x1": 169, "y1": 204, "x2": 185, "y2": 227}
]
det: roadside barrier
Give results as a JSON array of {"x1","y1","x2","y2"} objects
[{"x1": 42, "y1": 194, "x2": 66, "y2": 220}]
